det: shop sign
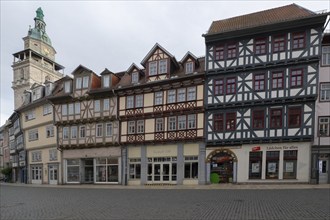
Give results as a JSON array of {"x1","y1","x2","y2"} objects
[
  {"x1": 252, "y1": 146, "x2": 261, "y2": 152},
  {"x1": 19, "y1": 161, "x2": 26, "y2": 167},
  {"x1": 266, "y1": 146, "x2": 298, "y2": 150}
]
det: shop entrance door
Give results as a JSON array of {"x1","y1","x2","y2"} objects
[
  {"x1": 153, "y1": 163, "x2": 170, "y2": 183},
  {"x1": 83, "y1": 159, "x2": 94, "y2": 183},
  {"x1": 319, "y1": 159, "x2": 329, "y2": 184},
  {"x1": 49, "y1": 165, "x2": 58, "y2": 185}
]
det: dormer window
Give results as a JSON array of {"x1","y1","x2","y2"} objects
[
  {"x1": 64, "y1": 81, "x2": 71, "y2": 93},
  {"x1": 82, "y1": 76, "x2": 89, "y2": 88},
  {"x1": 103, "y1": 75, "x2": 111, "y2": 88},
  {"x1": 45, "y1": 83, "x2": 53, "y2": 96},
  {"x1": 186, "y1": 62, "x2": 194, "y2": 74},
  {"x1": 76, "y1": 77, "x2": 82, "y2": 89},
  {"x1": 149, "y1": 62, "x2": 157, "y2": 76},
  {"x1": 132, "y1": 72, "x2": 139, "y2": 84},
  {"x1": 24, "y1": 93, "x2": 31, "y2": 104},
  {"x1": 32, "y1": 88, "x2": 42, "y2": 101},
  {"x1": 159, "y1": 60, "x2": 167, "y2": 74}
]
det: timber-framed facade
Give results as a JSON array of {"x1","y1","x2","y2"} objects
[
  {"x1": 117, "y1": 44, "x2": 206, "y2": 185},
  {"x1": 48, "y1": 65, "x2": 122, "y2": 184},
  {"x1": 203, "y1": 4, "x2": 330, "y2": 184}
]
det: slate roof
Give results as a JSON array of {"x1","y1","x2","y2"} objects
[{"x1": 207, "y1": 4, "x2": 316, "y2": 35}]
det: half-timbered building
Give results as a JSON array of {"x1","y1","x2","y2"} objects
[
  {"x1": 117, "y1": 44, "x2": 206, "y2": 185},
  {"x1": 203, "y1": 4, "x2": 329, "y2": 183},
  {"x1": 48, "y1": 65, "x2": 122, "y2": 184}
]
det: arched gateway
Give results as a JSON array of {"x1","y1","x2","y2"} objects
[{"x1": 207, "y1": 149, "x2": 237, "y2": 183}]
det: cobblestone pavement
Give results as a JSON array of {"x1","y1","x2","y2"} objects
[{"x1": 1, "y1": 184, "x2": 329, "y2": 220}]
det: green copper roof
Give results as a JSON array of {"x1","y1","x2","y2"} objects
[{"x1": 28, "y1": 7, "x2": 52, "y2": 46}]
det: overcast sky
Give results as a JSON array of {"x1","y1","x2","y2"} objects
[{"x1": 1, "y1": 1, "x2": 329, "y2": 125}]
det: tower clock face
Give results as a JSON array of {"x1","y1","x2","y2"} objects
[{"x1": 43, "y1": 48, "x2": 49, "y2": 55}]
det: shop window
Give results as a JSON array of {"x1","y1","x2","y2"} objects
[
  {"x1": 95, "y1": 158, "x2": 119, "y2": 183},
  {"x1": 283, "y1": 150, "x2": 297, "y2": 179},
  {"x1": 184, "y1": 156, "x2": 198, "y2": 179},
  {"x1": 129, "y1": 158, "x2": 141, "y2": 180},
  {"x1": 249, "y1": 151, "x2": 262, "y2": 179},
  {"x1": 266, "y1": 151, "x2": 279, "y2": 179},
  {"x1": 66, "y1": 159, "x2": 80, "y2": 182}
]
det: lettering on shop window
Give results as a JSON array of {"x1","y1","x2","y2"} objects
[{"x1": 266, "y1": 146, "x2": 298, "y2": 150}]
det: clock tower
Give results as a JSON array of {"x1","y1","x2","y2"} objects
[{"x1": 12, "y1": 7, "x2": 64, "y2": 109}]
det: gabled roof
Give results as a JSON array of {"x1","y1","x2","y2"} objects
[
  {"x1": 206, "y1": 4, "x2": 318, "y2": 35},
  {"x1": 126, "y1": 63, "x2": 141, "y2": 74},
  {"x1": 140, "y1": 43, "x2": 178, "y2": 67},
  {"x1": 100, "y1": 68, "x2": 114, "y2": 76},
  {"x1": 180, "y1": 51, "x2": 198, "y2": 63},
  {"x1": 71, "y1": 64, "x2": 94, "y2": 75},
  {"x1": 30, "y1": 82, "x2": 43, "y2": 90}
]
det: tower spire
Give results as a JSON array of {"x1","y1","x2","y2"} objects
[{"x1": 28, "y1": 7, "x2": 52, "y2": 46}]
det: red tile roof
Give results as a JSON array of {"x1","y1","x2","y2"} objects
[{"x1": 207, "y1": 4, "x2": 316, "y2": 35}]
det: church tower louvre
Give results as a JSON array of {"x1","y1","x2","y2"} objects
[{"x1": 11, "y1": 7, "x2": 64, "y2": 110}]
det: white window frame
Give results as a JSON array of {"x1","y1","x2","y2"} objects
[
  {"x1": 132, "y1": 72, "x2": 139, "y2": 83},
  {"x1": 128, "y1": 121, "x2": 135, "y2": 134},
  {"x1": 187, "y1": 87, "x2": 196, "y2": 101},
  {"x1": 28, "y1": 129, "x2": 38, "y2": 141},
  {"x1": 103, "y1": 75, "x2": 110, "y2": 88},
  {"x1": 149, "y1": 61, "x2": 157, "y2": 76},
  {"x1": 62, "y1": 104, "x2": 67, "y2": 116},
  {"x1": 71, "y1": 126, "x2": 77, "y2": 139},
  {"x1": 188, "y1": 114, "x2": 196, "y2": 129},
  {"x1": 46, "y1": 125, "x2": 54, "y2": 138},
  {"x1": 178, "y1": 115, "x2": 186, "y2": 130},
  {"x1": 167, "y1": 90, "x2": 176, "y2": 104},
  {"x1": 43, "y1": 104, "x2": 52, "y2": 115},
  {"x1": 135, "y1": 95, "x2": 143, "y2": 108},
  {"x1": 64, "y1": 81, "x2": 71, "y2": 93},
  {"x1": 186, "y1": 62, "x2": 194, "y2": 74},
  {"x1": 63, "y1": 127, "x2": 69, "y2": 139},
  {"x1": 159, "y1": 60, "x2": 167, "y2": 74},
  {"x1": 49, "y1": 149, "x2": 58, "y2": 161},
  {"x1": 154, "y1": 91, "x2": 163, "y2": 105},
  {"x1": 75, "y1": 102, "x2": 80, "y2": 114},
  {"x1": 177, "y1": 88, "x2": 186, "y2": 102},
  {"x1": 82, "y1": 76, "x2": 89, "y2": 88},
  {"x1": 137, "y1": 120, "x2": 144, "y2": 134},
  {"x1": 155, "y1": 118, "x2": 164, "y2": 132},
  {"x1": 96, "y1": 124, "x2": 103, "y2": 137},
  {"x1": 106, "y1": 123, "x2": 113, "y2": 136},
  {"x1": 322, "y1": 46, "x2": 330, "y2": 66},
  {"x1": 32, "y1": 151, "x2": 42, "y2": 162},
  {"x1": 126, "y1": 96, "x2": 134, "y2": 109},
  {"x1": 103, "y1": 99, "x2": 110, "y2": 111},
  {"x1": 25, "y1": 109, "x2": 36, "y2": 121},
  {"x1": 320, "y1": 83, "x2": 330, "y2": 101},
  {"x1": 168, "y1": 116, "x2": 177, "y2": 131},
  {"x1": 319, "y1": 117, "x2": 330, "y2": 136},
  {"x1": 76, "y1": 77, "x2": 82, "y2": 89},
  {"x1": 94, "y1": 100, "x2": 101, "y2": 112},
  {"x1": 79, "y1": 126, "x2": 86, "y2": 138},
  {"x1": 68, "y1": 103, "x2": 74, "y2": 115}
]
